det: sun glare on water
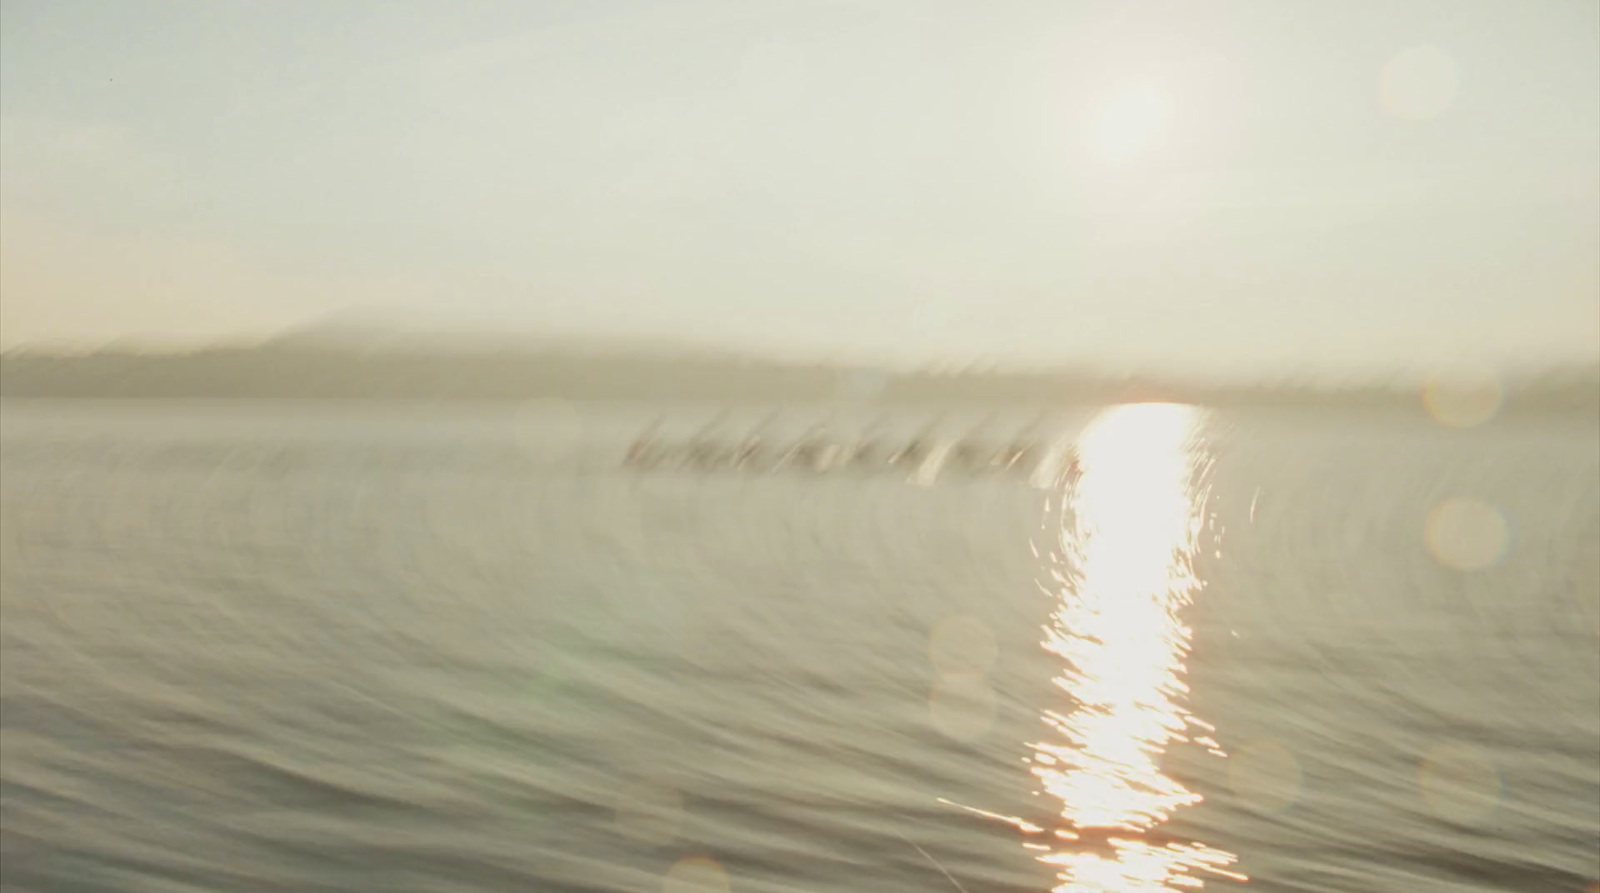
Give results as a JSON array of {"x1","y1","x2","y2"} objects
[{"x1": 1032, "y1": 403, "x2": 1242, "y2": 891}]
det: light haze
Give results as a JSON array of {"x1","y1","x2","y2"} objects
[{"x1": 2, "y1": 0, "x2": 1596, "y2": 377}]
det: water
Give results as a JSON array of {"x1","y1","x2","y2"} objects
[{"x1": 1, "y1": 400, "x2": 1596, "y2": 893}]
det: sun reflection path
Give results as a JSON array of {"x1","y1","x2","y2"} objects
[{"x1": 1031, "y1": 403, "x2": 1243, "y2": 891}]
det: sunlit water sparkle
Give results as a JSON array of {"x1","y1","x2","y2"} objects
[
  {"x1": 3, "y1": 401, "x2": 1597, "y2": 893},
  {"x1": 1029, "y1": 404, "x2": 1243, "y2": 891}
]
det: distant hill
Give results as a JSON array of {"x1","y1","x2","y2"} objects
[
  {"x1": 1, "y1": 337, "x2": 1595, "y2": 414},
  {"x1": 0, "y1": 340, "x2": 855, "y2": 401}
]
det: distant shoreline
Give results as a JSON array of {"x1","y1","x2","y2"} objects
[{"x1": 2, "y1": 342, "x2": 1595, "y2": 414}]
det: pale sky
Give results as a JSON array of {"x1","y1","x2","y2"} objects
[{"x1": 2, "y1": 0, "x2": 1596, "y2": 376}]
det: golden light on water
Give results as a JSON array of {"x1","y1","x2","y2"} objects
[
  {"x1": 929, "y1": 672, "x2": 999, "y2": 743},
  {"x1": 1417, "y1": 742, "x2": 1502, "y2": 826},
  {"x1": 1421, "y1": 369, "x2": 1503, "y2": 428},
  {"x1": 1425, "y1": 497, "x2": 1509, "y2": 572},
  {"x1": 1030, "y1": 403, "x2": 1243, "y2": 890},
  {"x1": 662, "y1": 856, "x2": 731, "y2": 893},
  {"x1": 929, "y1": 614, "x2": 1001, "y2": 742},
  {"x1": 930, "y1": 614, "x2": 999, "y2": 676}
]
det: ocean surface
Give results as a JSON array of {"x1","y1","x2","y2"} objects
[{"x1": 1, "y1": 400, "x2": 1597, "y2": 893}]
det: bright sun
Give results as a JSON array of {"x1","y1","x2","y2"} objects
[{"x1": 1088, "y1": 87, "x2": 1168, "y2": 162}]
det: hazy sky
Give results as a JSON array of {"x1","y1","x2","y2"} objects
[{"x1": 2, "y1": 0, "x2": 1596, "y2": 375}]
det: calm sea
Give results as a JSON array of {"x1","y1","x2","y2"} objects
[{"x1": 1, "y1": 401, "x2": 1596, "y2": 893}]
